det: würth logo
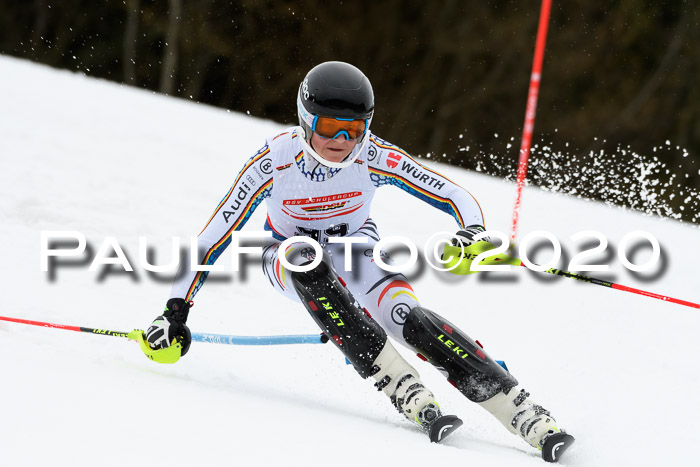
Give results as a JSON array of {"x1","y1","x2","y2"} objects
[{"x1": 386, "y1": 152, "x2": 402, "y2": 169}]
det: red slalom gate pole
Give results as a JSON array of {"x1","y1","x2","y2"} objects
[{"x1": 510, "y1": 0, "x2": 553, "y2": 245}]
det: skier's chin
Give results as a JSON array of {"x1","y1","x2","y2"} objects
[{"x1": 320, "y1": 148, "x2": 352, "y2": 163}]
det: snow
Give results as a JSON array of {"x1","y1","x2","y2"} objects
[{"x1": 1, "y1": 55, "x2": 699, "y2": 466}]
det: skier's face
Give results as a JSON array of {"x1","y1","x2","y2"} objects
[{"x1": 310, "y1": 132, "x2": 358, "y2": 163}]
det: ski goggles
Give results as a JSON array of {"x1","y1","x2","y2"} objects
[{"x1": 311, "y1": 115, "x2": 368, "y2": 140}]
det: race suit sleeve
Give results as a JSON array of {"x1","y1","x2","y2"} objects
[
  {"x1": 169, "y1": 144, "x2": 274, "y2": 301},
  {"x1": 366, "y1": 135, "x2": 485, "y2": 229}
]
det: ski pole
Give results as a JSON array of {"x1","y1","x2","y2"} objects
[
  {"x1": 0, "y1": 315, "x2": 328, "y2": 345},
  {"x1": 500, "y1": 255, "x2": 698, "y2": 309},
  {"x1": 0, "y1": 315, "x2": 132, "y2": 339},
  {"x1": 536, "y1": 267, "x2": 699, "y2": 309},
  {"x1": 443, "y1": 243, "x2": 699, "y2": 309},
  {"x1": 501, "y1": 255, "x2": 697, "y2": 309}
]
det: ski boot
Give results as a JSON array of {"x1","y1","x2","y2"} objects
[
  {"x1": 373, "y1": 341, "x2": 463, "y2": 443},
  {"x1": 479, "y1": 387, "x2": 575, "y2": 462},
  {"x1": 417, "y1": 402, "x2": 463, "y2": 443}
]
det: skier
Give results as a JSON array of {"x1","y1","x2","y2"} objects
[{"x1": 137, "y1": 61, "x2": 574, "y2": 462}]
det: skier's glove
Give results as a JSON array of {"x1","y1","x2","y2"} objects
[
  {"x1": 133, "y1": 298, "x2": 192, "y2": 364},
  {"x1": 441, "y1": 225, "x2": 518, "y2": 275},
  {"x1": 451, "y1": 225, "x2": 491, "y2": 247}
]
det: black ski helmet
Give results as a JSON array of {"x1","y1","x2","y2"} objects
[{"x1": 297, "y1": 61, "x2": 374, "y2": 143}]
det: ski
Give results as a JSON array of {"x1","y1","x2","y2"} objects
[
  {"x1": 541, "y1": 431, "x2": 575, "y2": 463},
  {"x1": 428, "y1": 414, "x2": 463, "y2": 443}
]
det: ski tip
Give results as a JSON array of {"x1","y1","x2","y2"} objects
[
  {"x1": 541, "y1": 432, "x2": 575, "y2": 463},
  {"x1": 428, "y1": 414, "x2": 463, "y2": 443}
]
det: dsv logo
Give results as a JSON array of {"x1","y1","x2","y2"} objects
[{"x1": 302, "y1": 78, "x2": 309, "y2": 99}]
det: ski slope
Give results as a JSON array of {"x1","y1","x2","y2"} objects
[{"x1": 1, "y1": 56, "x2": 698, "y2": 467}]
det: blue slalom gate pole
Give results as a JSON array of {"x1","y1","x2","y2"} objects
[{"x1": 192, "y1": 331, "x2": 327, "y2": 346}]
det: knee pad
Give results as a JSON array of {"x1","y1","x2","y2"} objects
[
  {"x1": 403, "y1": 306, "x2": 518, "y2": 402},
  {"x1": 291, "y1": 257, "x2": 387, "y2": 378},
  {"x1": 283, "y1": 242, "x2": 325, "y2": 267}
]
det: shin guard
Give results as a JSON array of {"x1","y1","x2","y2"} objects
[
  {"x1": 403, "y1": 307, "x2": 518, "y2": 402},
  {"x1": 291, "y1": 259, "x2": 386, "y2": 378}
]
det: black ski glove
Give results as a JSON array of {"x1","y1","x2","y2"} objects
[
  {"x1": 452, "y1": 225, "x2": 491, "y2": 247},
  {"x1": 145, "y1": 298, "x2": 192, "y2": 356}
]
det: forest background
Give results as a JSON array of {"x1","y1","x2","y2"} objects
[{"x1": 2, "y1": 0, "x2": 698, "y2": 223}]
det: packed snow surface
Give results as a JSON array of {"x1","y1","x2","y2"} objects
[{"x1": 1, "y1": 56, "x2": 698, "y2": 466}]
